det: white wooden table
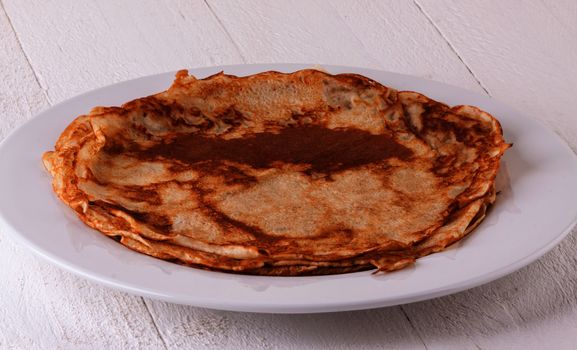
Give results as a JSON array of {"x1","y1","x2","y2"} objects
[{"x1": 1, "y1": 1, "x2": 576, "y2": 349}]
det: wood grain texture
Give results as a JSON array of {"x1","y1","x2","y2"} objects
[
  {"x1": 0, "y1": 3, "x2": 47, "y2": 139},
  {"x1": 1, "y1": 0, "x2": 242, "y2": 104},
  {"x1": 1, "y1": 0, "x2": 577, "y2": 349},
  {"x1": 146, "y1": 302, "x2": 427, "y2": 350},
  {"x1": 417, "y1": 0, "x2": 577, "y2": 149},
  {"x1": 543, "y1": 0, "x2": 577, "y2": 34},
  {"x1": 206, "y1": 0, "x2": 481, "y2": 89}
]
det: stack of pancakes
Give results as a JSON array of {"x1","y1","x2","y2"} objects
[{"x1": 43, "y1": 69, "x2": 509, "y2": 275}]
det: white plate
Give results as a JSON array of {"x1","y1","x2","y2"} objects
[{"x1": 1, "y1": 64, "x2": 577, "y2": 314}]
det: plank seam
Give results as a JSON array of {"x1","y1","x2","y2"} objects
[
  {"x1": 400, "y1": 306, "x2": 429, "y2": 350},
  {"x1": 0, "y1": 0, "x2": 53, "y2": 105},
  {"x1": 413, "y1": 0, "x2": 490, "y2": 96},
  {"x1": 203, "y1": 0, "x2": 247, "y2": 63},
  {"x1": 141, "y1": 298, "x2": 169, "y2": 350}
]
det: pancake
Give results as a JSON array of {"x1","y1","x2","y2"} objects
[{"x1": 42, "y1": 69, "x2": 510, "y2": 275}]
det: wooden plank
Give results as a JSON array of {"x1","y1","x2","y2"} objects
[
  {"x1": 205, "y1": 0, "x2": 481, "y2": 90},
  {"x1": 146, "y1": 301, "x2": 428, "y2": 350},
  {"x1": 416, "y1": 0, "x2": 577, "y2": 147},
  {"x1": 2, "y1": 0, "x2": 243, "y2": 104},
  {"x1": 0, "y1": 4, "x2": 167, "y2": 349},
  {"x1": 0, "y1": 6, "x2": 48, "y2": 138},
  {"x1": 540, "y1": 1, "x2": 577, "y2": 36},
  {"x1": 330, "y1": 0, "x2": 483, "y2": 89}
]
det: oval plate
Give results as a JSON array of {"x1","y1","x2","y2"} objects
[{"x1": 1, "y1": 64, "x2": 577, "y2": 313}]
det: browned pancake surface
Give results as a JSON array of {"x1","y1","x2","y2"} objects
[{"x1": 43, "y1": 69, "x2": 509, "y2": 275}]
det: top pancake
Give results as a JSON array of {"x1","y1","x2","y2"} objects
[{"x1": 42, "y1": 69, "x2": 509, "y2": 275}]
